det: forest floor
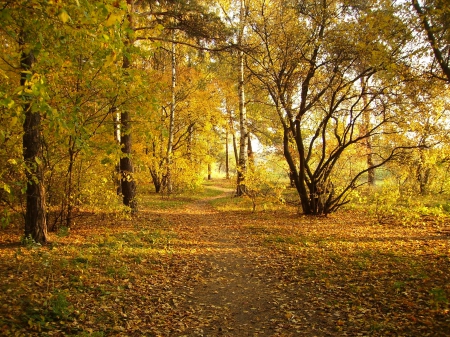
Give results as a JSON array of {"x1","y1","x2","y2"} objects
[{"x1": 0, "y1": 179, "x2": 450, "y2": 336}]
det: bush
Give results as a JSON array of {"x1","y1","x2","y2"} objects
[{"x1": 242, "y1": 166, "x2": 286, "y2": 212}]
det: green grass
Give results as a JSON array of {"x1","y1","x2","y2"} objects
[
  {"x1": 139, "y1": 194, "x2": 191, "y2": 209},
  {"x1": 264, "y1": 234, "x2": 296, "y2": 244},
  {"x1": 191, "y1": 185, "x2": 224, "y2": 200},
  {"x1": 209, "y1": 194, "x2": 253, "y2": 211},
  {"x1": 138, "y1": 180, "x2": 233, "y2": 209}
]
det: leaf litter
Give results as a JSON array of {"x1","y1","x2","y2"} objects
[{"x1": 0, "y1": 183, "x2": 449, "y2": 336}]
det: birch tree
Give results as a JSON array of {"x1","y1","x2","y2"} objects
[{"x1": 236, "y1": 0, "x2": 249, "y2": 196}]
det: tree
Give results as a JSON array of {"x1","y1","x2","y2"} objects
[
  {"x1": 384, "y1": 80, "x2": 450, "y2": 196},
  {"x1": 119, "y1": 0, "x2": 137, "y2": 210},
  {"x1": 20, "y1": 29, "x2": 48, "y2": 244},
  {"x1": 360, "y1": 77, "x2": 375, "y2": 185},
  {"x1": 0, "y1": 1, "x2": 51, "y2": 243},
  {"x1": 236, "y1": 0, "x2": 249, "y2": 196},
  {"x1": 1, "y1": 0, "x2": 132, "y2": 238},
  {"x1": 411, "y1": 0, "x2": 450, "y2": 82},
  {"x1": 246, "y1": 0, "x2": 416, "y2": 214},
  {"x1": 131, "y1": 0, "x2": 228, "y2": 193}
]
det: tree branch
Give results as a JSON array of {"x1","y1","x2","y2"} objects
[
  {"x1": 135, "y1": 36, "x2": 235, "y2": 52},
  {"x1": 412, "y1": 0, "x2": 450, "y2": 82}
]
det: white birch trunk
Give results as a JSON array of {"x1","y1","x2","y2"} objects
[
  {"x1": 166, "y1": 31, "x2": 176, "y2": 193},
  {"x1": 236, "y1": 0, "x2": 248, "y2": 196}
]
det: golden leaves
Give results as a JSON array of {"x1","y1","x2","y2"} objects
[
  {"x1": 0, "y1": 182, "x2": 449, "y2": 335},
  {"x1": 58, "y1": 9, "x2": 70, "y2": 24},
  {"x1": 104, "y1": 13, "x2": 122, "y2": 27}
]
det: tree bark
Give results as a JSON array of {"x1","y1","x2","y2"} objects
[
  {"x1": 236, "y1": 0, "x2": 248, "y2": 196},
  {"x1": 150, "y1": 168, "x2": 162, "y2": 193},
  {"x1": 417, "y1": 148, "x2": 430, "y2": 195},
  {"x1": 120, "y1": 111, "x2": 136, "y2": 209},
  {"x1": 412, "y1": 0, "x2": 450, "y2": 82},
  {"x1": 247, "y1": 132, "x2": 254, "y2": 168},
  {"x1": 20, "y1": 30, "x2": 48, "y2": 244},
  {"x1": 65, "y1": 141, "x2": 75, "y2": 228},
  {"x1": 120, "y1": 0, "x2": 136, "y2": 210},
  {"x1": 225, "y1": 129, "x2": 230, "y2": 179},
  {"x1": 112, "y1": 106, "x2": 122, "y2": 195},
  {"x1": 227, "y1": 105, "x2": 239, "y2": 167},
  {"x1": 361, "y1": 77, "x2": 375, "y2": 185},
  {"x1": 165, "y1": 31, "x2": 177, "y2": 193}
]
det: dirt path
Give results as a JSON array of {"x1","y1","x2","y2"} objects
[
  {"x1": 1, "y1": 183, "x2": 449, "y2": 336},
  {"x1": 160, "y1": 187, "x2": 305, "y2": 336}
]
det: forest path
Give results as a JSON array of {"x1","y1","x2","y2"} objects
[
  {"x1": 158, "y1": 183, "x2": 308, "y2": 336},
  {"x1": 1, "y1": 181, "x2": 448, "y2": 336}
]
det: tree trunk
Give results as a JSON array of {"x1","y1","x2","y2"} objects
[
  {"x1": 20, "y1": 31, "x2": 48, "y2": 244},
  {"x1": 412, "y1": 0, "x2": 450, "y2": 82},
  {"x1": 225, "y1": 129, "x2": 230, "y2": 179},
  {"x1": 112, "y1": 106, "x2": 122, "y2": 195},
  {"x1": 232, "y1": 131, "x2": 238, "y2": 167},
  {"x1": 227, "y1": 105, "x2": 239, "y2": 167},
  {"x1": 165, "y1": 31, "x2": 177, "y2": 193},
  {"x1": 208, "y1": 163, "x2": 212, "y2": 180},
  {"x1": 361, "y1": 77, "x2": 375, "y2": 185},
  {"x1": 66, "y1": 142, "x2": 75, "y2": 228},
  {"x1": 150, "y1": 168, "x2": 162, "y2": 193},
  {"x1": 283, "y1": 128, "x2": 310, "y2": 214},
  {"x1": 417, "y1": 148, "x2": 430, "y2": 195},
  {"x1": 247, "y1": 132, "x2": 254, "y2": 168},
  {"x1": 120, "y1": 1, "x2": 136, "y2": 210},
  {"x1": 187, "y1": 121, "x2": 194, "y2": 161},
  {"x1": 283, "y1": 122, "x2": 336, "y2": 215},
  {"x1": 120, "y1": 110, "x2": 136, "y2": 209},
  {"x1": 236, "y1": 0, "x2": 248, "y2": 196}
]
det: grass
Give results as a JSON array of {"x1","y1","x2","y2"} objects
[
  {"x1": 209, "y1": 194, "x2": 252, "y2": 211},
  {"x1": 138, "y1": 179, "x2": 233, "y2": 210}
]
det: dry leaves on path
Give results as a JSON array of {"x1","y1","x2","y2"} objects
[{"x1": 0, "y1": 182, "x2": 449, "y2": 336}]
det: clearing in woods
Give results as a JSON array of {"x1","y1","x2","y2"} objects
[{"x1": 0, "y1": 179, "x2": 449, "y2": 336}]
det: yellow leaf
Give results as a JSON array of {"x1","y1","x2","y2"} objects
[
  {"x1": 59, "y1": 9, "x2": 70, "y2": 23},
  {"x1": 105, "y1": 51, "x2": 117, "y2": 66},
  {"x1": 105, "y1": 13, "x2": 121, "y2": 27},
  {"x1": 3, "y1": 184, "x2": 10, "y2": 194}
]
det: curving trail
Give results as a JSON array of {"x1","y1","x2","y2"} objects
[{"x1": 153, "y1": 185, "x2": 310, "y2": 337}]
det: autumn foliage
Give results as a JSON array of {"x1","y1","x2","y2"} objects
[{"x1": 1, "y1": 0, "x2": 450, "y2": 334}]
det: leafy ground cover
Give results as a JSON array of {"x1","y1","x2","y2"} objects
[{"x1": 0, "y1": 180, "x2": 449, "y2": 336}]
